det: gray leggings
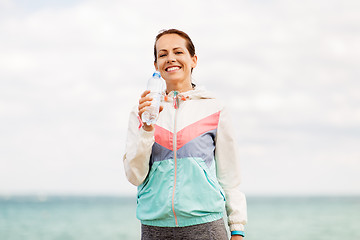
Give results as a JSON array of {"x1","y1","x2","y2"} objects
[{"x1": 141, "y1": 218, "x2": 228, "y2": 240}]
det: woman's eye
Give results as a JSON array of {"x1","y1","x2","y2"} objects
[
  {"x1": 175, "y1": 51, "x2": 183, "y2": 54},
  {"x1": 159, "y1": 54, "x2": 166, "y2": 57}
]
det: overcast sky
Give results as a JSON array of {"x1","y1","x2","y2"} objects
[{"x1": 1, "y1": 0, "x2": 359, "y2": 196}]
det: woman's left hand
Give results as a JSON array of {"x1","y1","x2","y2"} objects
[{"x1": 231, "y1": 236, "x2": 243, "y2": 240}]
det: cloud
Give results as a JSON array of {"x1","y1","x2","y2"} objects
[{"x1": 0, "y1": 0, "x2": 359, "y2": 195}]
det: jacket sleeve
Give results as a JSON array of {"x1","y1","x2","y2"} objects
[
  {"x1": 215, "y1": 106, "x2": 248, "y2": 231},
  {"x1": 123, "y1": 106, "x2": 155, "y2": 186}
]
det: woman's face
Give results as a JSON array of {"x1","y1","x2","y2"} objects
[{"x1": 154, "y1": 34, "x2": 197, "y2": 87}]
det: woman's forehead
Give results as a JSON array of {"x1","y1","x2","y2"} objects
[{"x1": 156, "y1": 34, "x2": 187, "y2": 49}]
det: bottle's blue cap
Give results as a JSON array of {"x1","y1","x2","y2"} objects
[{"x1": 153, "y1": 71, "x2": 161, "y2": 78}]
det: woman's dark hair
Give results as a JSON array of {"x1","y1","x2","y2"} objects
[{"x1": 154, "y1": 29, "x2": 196, "y2": 63}]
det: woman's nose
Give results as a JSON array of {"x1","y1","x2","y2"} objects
[{"x1": 166, "y1": 53, "x2": 176, "y2": 62}]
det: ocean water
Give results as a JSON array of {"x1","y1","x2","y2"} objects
[{"x1": 0, "y1": 195, "x2": 359, "y2": 240}]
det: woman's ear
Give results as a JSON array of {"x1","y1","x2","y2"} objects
[
  {"x1": 191, "y1": 55, "x2": 198, "y2": 69},
  {"x1": 154, "y1": 61, "x2": 158, "y2": 71}
]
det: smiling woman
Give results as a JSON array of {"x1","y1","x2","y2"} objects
[
  {"x1": 154, "y1": 31, "x2": 197, "y2": 94},
  {"x1": 123, "y1": 29, "x2": 247, "y2": 240}
]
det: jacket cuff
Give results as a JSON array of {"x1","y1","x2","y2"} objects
[
  {"x1": 231, "y1": 231, "x2": 245, "y2": 237},
  {"x1": 140, "y1": 127, "x2": 155, "y2": 139},
  {"x1": 230, "y1": 223, "x2": 245, "y2": 232}
]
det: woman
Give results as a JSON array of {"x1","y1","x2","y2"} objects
[{"x1": 123, "y1": 29, "x2": 247, "y2": 239}]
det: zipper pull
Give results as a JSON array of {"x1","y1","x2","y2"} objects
[{"x1": 173, "y1": 91, "x2": 179, "y2": 109}]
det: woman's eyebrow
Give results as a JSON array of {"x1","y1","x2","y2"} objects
[{"x1": 158, "y1": 47, "x2": 183, "y2": 52}]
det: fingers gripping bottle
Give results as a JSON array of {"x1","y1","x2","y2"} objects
[{"x1": 141, "y1": 71, "x2": 164, "y2": 125}]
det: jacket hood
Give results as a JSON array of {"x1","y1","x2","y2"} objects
[{"x1": 164, "y1": 86, "x2": 215, "y2": 102}]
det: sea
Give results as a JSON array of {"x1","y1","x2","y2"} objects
[{"x1": 0, "y1": 195, "x2": 359, "y2": 240}]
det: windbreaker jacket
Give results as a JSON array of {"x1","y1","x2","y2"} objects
[{"x1": 123, "y1": 87, "x2": 247, "y2": 231}]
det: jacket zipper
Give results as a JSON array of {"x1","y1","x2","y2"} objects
[{"x1": 172, "y1": 91, "x2": 179, "y2": 226}]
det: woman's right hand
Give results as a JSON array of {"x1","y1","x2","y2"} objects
[{"x1": 138, "y1": 90, "x2": 163, "y2": 131}]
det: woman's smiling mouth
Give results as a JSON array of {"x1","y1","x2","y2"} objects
[{"x1": 165, "y1": 66, "x2": 181, "y2": 72}]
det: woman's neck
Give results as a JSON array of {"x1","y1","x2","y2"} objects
[{"x1": 166, "y1": 82, "x2": 193, "y2": 93}]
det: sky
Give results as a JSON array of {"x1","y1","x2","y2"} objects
[{"x1": 0, "y1": 0, "x2": 359, "y2": 197}]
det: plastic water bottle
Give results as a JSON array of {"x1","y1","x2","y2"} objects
[{"x1": 142, "y1": 71, "x2": 164, "y2": 125}]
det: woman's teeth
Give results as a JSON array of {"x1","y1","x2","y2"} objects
[{"x1": 166, "y1": 67, "x2": 180, "y2": 72}]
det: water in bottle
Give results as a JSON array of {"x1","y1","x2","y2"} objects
[{"x1": 142, "y1": 71, "x2": 164, "y2": 125}]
